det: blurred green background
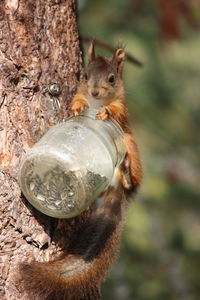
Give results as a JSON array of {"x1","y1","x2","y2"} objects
[{"x1": 78, "y1": 1, "x2": 200, "y2": 299}]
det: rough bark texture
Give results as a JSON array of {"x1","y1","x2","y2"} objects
[{"x1": 0, "y1": 1, "x2": 85, "y2": 299}]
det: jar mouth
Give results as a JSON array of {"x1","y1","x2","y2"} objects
[
  {"x1": 79, "y1": 109, "x2": 126, "y2": 166},
  {"x1": 79, "y1": 108, "x2": 123, "y2": 132},
  {"x1": 80, "y1": 108, "x2": 99, "y2": 117}
]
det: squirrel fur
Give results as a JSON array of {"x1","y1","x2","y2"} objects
[{"x1": 19, "y1": 41, "x2": 142, "y2": 300}]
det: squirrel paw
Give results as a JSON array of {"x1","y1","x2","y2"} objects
[
  {"x1": 97, "y1": 106, "x2": 111, "y2": 120},
  {"x1": 121, "y1": 153, "x2": 141, "y2": 189},
  {"x1": 71, "y1": 100, "x2": 89, "y2": 116},
  {"x1": 119, "y1": 154, "x2": 132, "y2": 190},
  {"x1": 120, "y1": 171, "x2": 132, "y2": 190}
]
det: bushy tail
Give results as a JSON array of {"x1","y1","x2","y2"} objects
[{"x1": 19, "y1": 186, "x2": 129, "y2": 300}]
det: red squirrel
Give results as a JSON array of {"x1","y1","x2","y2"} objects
[
  {"x1": 71, "y1": 40, "x2": 142, "y2": 190},
  {"x1": 19, "y1": 41, "x2": 142, "y2": 300}
]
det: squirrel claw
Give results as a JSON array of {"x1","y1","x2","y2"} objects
[
  {"x1": 73, "y1": 110, "x2": 79, "y2": 116},
  {"x1": 97, "y1": 106, "x2": 111, "y2": 120},
  {"x1": 71, "y1": 103, "x2": 89, "y2": 116}
]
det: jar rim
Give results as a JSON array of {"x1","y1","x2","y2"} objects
[
  {"x1": 78, "y1": 108, "x2": 124, "y2": 136},
  {"x1": 79, "y1": 109, "x2": 126, "y2": 166}
]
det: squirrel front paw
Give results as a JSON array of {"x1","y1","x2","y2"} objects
[
  {"x1": 71, "y1": 100, "x2": 89, "y2": 116},
  {"x1": 97, "y1": 106, "x2": 111, "y2": 120}
]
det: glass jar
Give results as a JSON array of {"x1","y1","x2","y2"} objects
[{"x1": 19, "y1": 109, "x2": 125, "y2": 218}]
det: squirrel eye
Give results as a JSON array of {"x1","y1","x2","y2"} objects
[
  {"x1": 108, "y1": 74, "x2": 115, "y2": 84},
  {"x1": 84, "y1": 72, "x2": 88, "y2": 80}
]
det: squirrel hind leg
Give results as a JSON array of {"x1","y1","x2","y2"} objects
[
  {"x1": 119, "y1": 155, "x2": 132, "y2": 190},
  {"x1": 123, "y1": 133, "x2": 143, "y2": 188}
]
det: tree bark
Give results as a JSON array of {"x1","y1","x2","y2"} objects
[{"x1": 0, "y1": 1, "x2": 84, "y2": 299}]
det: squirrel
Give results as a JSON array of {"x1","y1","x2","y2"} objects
[
  {"x1": 19, "y1": 41, "x2": 142, "y2": 300},
  {"x1": 71, "y1": 41, "x2": 142, "y2": 190}
]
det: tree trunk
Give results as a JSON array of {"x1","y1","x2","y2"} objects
[{"x1": 0, "y1": 1, "x2": 83, "y2": 299}]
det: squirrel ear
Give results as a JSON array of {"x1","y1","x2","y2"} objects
[
  {"x1": 112, "y1": 48, "x2": 125, "y2": 74},
  {"x1": 88, "y1": 40, "x2": 96, "y2": 63}
]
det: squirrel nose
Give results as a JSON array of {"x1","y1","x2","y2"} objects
[{"x1": 91, "y1": 91, "x2": 99, "y2": 97}]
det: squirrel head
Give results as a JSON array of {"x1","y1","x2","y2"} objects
[{"x1": 84, "y1": 40, "x2": 125, "y2": 102}]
